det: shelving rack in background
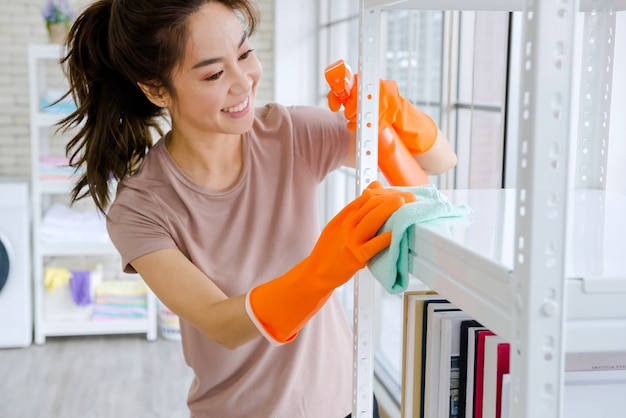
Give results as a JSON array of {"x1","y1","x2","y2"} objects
[{"x1": 28, "y1": 44, "x2": 157, "y2": 344}]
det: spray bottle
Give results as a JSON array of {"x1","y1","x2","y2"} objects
[{"x1": 325, "y1": 59, "x2": 430, "y2": 186}]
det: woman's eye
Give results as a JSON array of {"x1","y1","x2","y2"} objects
[
  {"x1": 239, "y1": 49, "x2": 254, "y2": 60},
  {"x1": 206, "y1": 71, "x2": 223, "y2": 81}
]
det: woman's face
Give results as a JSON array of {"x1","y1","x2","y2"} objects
[{"x1": 167, "y1": 2, "x2": 262, "y2": 139}]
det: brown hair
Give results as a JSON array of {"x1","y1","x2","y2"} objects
[{"x1": 58, "y1": 0, "x2": 259, "y2": 213}]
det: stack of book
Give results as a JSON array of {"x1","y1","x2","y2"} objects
[{"x1": 400, "y1": 290, "x2": 626, "y2": 418}]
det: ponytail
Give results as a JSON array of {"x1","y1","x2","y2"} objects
[
  {"x1": 59, "y1": 0, "x2": 163, "y2": 213},
  {"x1": 57, "y1": 0, "x2": 260, "y2": 214}
]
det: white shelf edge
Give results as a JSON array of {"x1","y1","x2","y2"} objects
[
  {"x1": 407, "y1": 189, "x2": 626, "y2": 354},
  {"x1": 364, "y1": 0, "x2": 523, "y2": 11},
  {"x1": 39, "y1": 241, "x2": 117, "y2": 257},
  {"x1": 37, "y1": 179, "x2": 75, "y2": 194},
  {"x1": 410, "y1": 255, "x2": 513, "y2": 340},
  {"x1": 28, "y1": 43, "x2": 65, "y2": 60},
  {"x1": 40, "y1": 318, "x2": 153, "y2": 337},
  {"x1": 566, "y1": 320, "x2": 626, "y2": 352},
  {"x1": 580, "y1": 0, "x2": 626, "y2": 12},
  {"x1": 364, "y1": 0, "x2": 626, "y2": 12},
  {"x1": 34, "y1": 111, "x2": 68, "y2": 127}
]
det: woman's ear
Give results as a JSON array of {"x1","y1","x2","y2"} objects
[{"x1": 137, "y1": 81, "x2": 170, "y2": 108}]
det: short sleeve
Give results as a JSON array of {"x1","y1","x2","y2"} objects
[
  {"x1": 106, "y1": 184, "x2": 177, "y2": 273},
  {"x1": 286, "y1": 106, "x2": 351, "y2": 182}
]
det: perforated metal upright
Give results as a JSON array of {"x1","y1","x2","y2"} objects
[
  {"x1": 351, "y1": 3, "x2": 382, "y2": 417},
  {"x1": 508, "y1": 0, "x2": 576, "y2": 415},
  {"x1": 575, "y1": 1, "x2": 618, "y2": 190}
]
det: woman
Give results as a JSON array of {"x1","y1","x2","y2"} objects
[{"x1": 60, "y1": 0, "x2": 456, "y2": 416}]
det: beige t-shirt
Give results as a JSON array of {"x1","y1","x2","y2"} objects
[{"x1": 107, "y1": 104, "x2": 353, "y2": 417}]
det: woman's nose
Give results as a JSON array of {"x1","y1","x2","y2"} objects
[{"x1": 229, "y1": 67, "x2": 252, "y2": 96}]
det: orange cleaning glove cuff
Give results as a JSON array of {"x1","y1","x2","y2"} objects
[{"x1": 393, "y1": 96, "x2": 439, "y2": 155}]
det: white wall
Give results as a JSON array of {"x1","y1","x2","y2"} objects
[{"x1": 273, "y1": 0, "x2": 319, "y2": 105}]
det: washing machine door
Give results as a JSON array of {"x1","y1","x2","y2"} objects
[{"x1": 0, "y1": 235, "x2": 9, "y2": 293}]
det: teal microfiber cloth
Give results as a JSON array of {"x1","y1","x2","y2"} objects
[{"x1": 367, "y1": 184, "x2": 472, "y2": 294}]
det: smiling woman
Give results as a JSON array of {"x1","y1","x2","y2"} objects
[
  {"x1": 59, "y1": 0, "x2": 260, "y2": 213},
  {"x1": 54, "y1": 0, "x2": 451, "y2": 416}
]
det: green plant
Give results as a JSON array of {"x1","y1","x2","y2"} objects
[{"x1": 42, "y1": 0, "x2": 74, "y2": 28}]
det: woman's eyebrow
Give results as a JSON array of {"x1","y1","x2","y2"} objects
[{"x1": 191, "y1": 32, "x2": 248, "y2": 70}]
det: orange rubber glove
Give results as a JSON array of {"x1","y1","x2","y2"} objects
[
  {"x1": 246, "y1": 181, "x2": 417, "y2": 344},
  {"x1": 326, "y1": 60, "x2": 431, "y2": 186},
  {"x1": 327, "y1": 73, "x2": 439, "y2": 155}
]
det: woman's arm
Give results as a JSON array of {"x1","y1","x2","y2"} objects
[
  {"x1": 132, "y1": 182, "x2": 417, "y2": 347},
  {"x1": 131, "y1": 248, "x2": 260, "y2": 350},
  {"x1": 342, "y1": 130, "x2": 358, "y2": 167},
  {"x1": 414, "y1": 129, "x2": 457, "y2": 175}
]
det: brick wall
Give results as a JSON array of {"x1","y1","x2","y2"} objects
[{"x1": 0, "y1": 0, "x2": 275, "y2": 178}]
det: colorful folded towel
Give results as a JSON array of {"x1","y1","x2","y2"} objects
[
  {"x1": 367, "y1": 184, "x2": 472, "y2": 293},
  {"x1": 91, "y1": 280, "x2": 148, "y2": 320}
]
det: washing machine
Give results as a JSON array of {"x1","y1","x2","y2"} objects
[{"x1": 0, "y1": 180, "x2": 32, "y2": 348}]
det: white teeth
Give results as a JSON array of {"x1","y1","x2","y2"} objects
[{"x1": 222, "y1": 97, "x2": 249, "y2": 113}]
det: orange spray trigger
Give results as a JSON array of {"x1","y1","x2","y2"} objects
[
  {"x1": 323, "y1": 59, "x2": 431, "y2": 187},
  {"x1": 324, "y1": 59, "x2": 354, "y2": 103}
]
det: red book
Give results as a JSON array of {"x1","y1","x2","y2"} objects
[
  {"x1": 495, "y1": 342, "x2": 510, "y2": 418},
  {"x1": 473, "y1": 330, "x2": 494, "y2": 418}
]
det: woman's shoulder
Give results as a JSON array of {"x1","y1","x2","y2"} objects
[
  {"x1": 253, "y1": 103, "x2": 290, "y2": 130},
  {"x1": 114, "y1": 140, "x2": 168, "y2": 198}
]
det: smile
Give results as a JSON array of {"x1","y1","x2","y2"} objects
[{"x1": 221, "y1": 97, "x2": 249, "y2": 113}]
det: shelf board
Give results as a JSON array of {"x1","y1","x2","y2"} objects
[
  {"x1": 28, "y1": 43, "x2": 65, "y2": 59},
  {"x1": 39, "y1": 241, "x2": 117, "y2": 257},
  {"x1": 36, "y1": 179, "x2": 75, "y2": 194},
  {"x1": 33, "y1": 111, "x2": 68, "y2": 127},
  {"x1": 408, "y1": 188, "x2": 626, "y2": 350},
  {"x1": 364, "y1": 0, "x2": 626, "y2": 12},
  {"x1": 41, "y1": 318, "x2": 152, "y2": 337},
  {"x1": 579, "y1": 0, "x2": 626, "y2": 11}
]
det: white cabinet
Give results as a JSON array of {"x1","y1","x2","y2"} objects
[
  {"x1": 353, "y1": 1, "x2": 625, "y2": 417},
  {"x1": 28, "y1": 44, "x2": 157, "y2": 344}
]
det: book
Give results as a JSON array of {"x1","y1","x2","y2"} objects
[
  {"x1": 400, "y1": 291, "x2": 443, "y2": 418},
  {"x1": 481, "y1": 334, "x2": 509, "y2": 418},
  {"x1": 423, "y1": 301, "x2": 466, "y2": 418},
  {"x1": 438, "y1": 314, "x2": 472, "y2": 418},
  {"x1": 418, "y1": 299, "x2": 454, "y2": 418},
  {"x1": 473, "y1": 329, "x2": 495, "y2": 418},
  {"x1": 494, "y1": 342, "x2": 510, "y2": 418},
  {"x1": 458, "y1": 320, "x2": 483, "y2": 418},
  {"x1": 500, "y1": 374, "x2": 511, "y2": 418}
]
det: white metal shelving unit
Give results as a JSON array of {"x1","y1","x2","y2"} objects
[
  {"x1": 354, "y1": 1, "x2": 625, "y2": 417},
  {"x1": 28, "y1": 44, "x2": 157, "y2": 344}
]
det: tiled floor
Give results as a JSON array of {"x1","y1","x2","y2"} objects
[{"x1": 0, "y1": 334, "x2": 192, "y2": 418}]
